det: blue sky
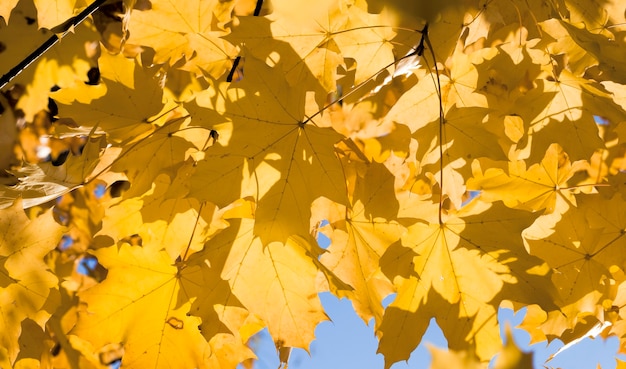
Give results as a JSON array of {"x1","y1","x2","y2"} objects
[{"x1": 243, "y1": 292, "x2": 625, "y2": 369}]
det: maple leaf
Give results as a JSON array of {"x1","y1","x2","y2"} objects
[
  {"x1": 194, "y1": 218, "x2": 329, "y2": 351},
  {"x1": 493, "y1": 326, "x2": 534, "y2": 369},
  {"x1": 515, "y1": 70, "x2": 623, "y2": 162},
  {"x1": 463, "y1": 0, "x2": 557, "y2": 46},
  {"x1": 186, "y1": 215, "x2": 267, "y2": 347},
  {"x1": 542, "y1": 19, "x2": 626, "y2": 84},
  {"x1": 524, "y1": 193, "x2": 626, "y2": 326},
  {"x1": 427, "y1": 345, "x2": 482, "y2": 369},
  {"x1": 224, "y1": 12, "x2": 342, "y2": 100},
  {"x1": 0, "y1": 137, "x2": 105, "y2": 209},
  {"x1": 320, "y1": 161, "x2": 405, "y2": 326},
  {"x1": 5, "y1": 0, "x2": 626, "y2": 367},
  {"x1": 0, "y1": 1, "x2": 51, "y2": 82},
  {"x1": 33, "y1": 0, "x2": 79, "y2": 30},
  {"x1": 0, "y1": 0, "x2": 19, "y2": 21},
  {"x1": 73, "y1": 243, "x2": 215, "y2": 368},
  {"x1": 0, "y1": 199, "x2": 64, "y2": 364},
  {"x1": 96, "y1": 174, "x2": 226, "y2": 260},
  {"x1": 52, "y1": 52, "x2": 163, "y2": 142},
  {"x1": 377, "y1": 201, "x2": 556, "y2": 367},
  {"x1": 15, "y1": 17, "x2": 98, "y2": 121},
  {"x1": 467, "y1": 143, "x2": 588, "y2": 213},
  {"x1": 125, "y1": 0, "x2": 237, "y2": 79},
  {"x1": 107, "y1": 117, "x2": 199, "y2": 197},
  {"x1": 187, "y1": 55, "x2": 346, "y2": 244},
  {"x1": 0, "y1": 0, "x2": 99, "y2": 120}
]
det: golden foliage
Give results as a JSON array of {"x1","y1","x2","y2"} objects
[{"x1": 1, "y1": 0, "x2": 625, "y2": 367}]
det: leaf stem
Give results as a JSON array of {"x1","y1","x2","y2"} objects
[
  {"x1": 84, "y1": 114, "x2": 191, "y2": 184},
  {"x1": 181, "y1": 202, "x2": 205, "y2": 262},
  {"x1": 419, "y1": 24, "x2": 445, "y2": 225},
  {"x1": 328, "y1": 25, "x2": 424, "y2": 37},
  {"x1": 302, "y1": 44, "x2": 423, "y2": 125}
]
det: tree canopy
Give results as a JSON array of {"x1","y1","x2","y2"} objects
[{"x1": 1, "y1": 0, "x2": 626, "y2": 368}]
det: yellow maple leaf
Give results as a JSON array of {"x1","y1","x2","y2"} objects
[
  {"x1": 516, "y1": 70, "x2": 623, "y2": 162},
  {"x1": 0, "y1": 136, "x2": 105, "y2": 209},
  {"x1": 378, "y1": 201, "x2": 556, "y2": 366},
  {"x1": 320, "y1": 161, "x2": 405, "y2": 326},
  {"x1": 492, "y1": 326, "x2": 534, "y2": 369},
  {"x1": 524, "y1": 193, "x2": 626, "y2": 326},
  {"x1": 52, "y1": 52, "x2": 163, "y2": 142},
  {"x1": 188, "y1": 56, "x2": 346, "y2": 244},
  {"x1": 5, "y1": 0, "x2": 626, "y2": 367},
  {"x1": 107, "y1": 117, "x2": 199, "y2": 198},
  {"x1": 209, "y1": 218, "x2": 329, "y2": 351},
  {"x1": 97, "y1": 173, "x2": 234, "y2": 260},
  {"x1": 427, "y1": 346, "x2": 483, "y2": 369},
  {"x1": 33, "y1": 0, "x2": 80, "y2": 30},
  {"x1": 125, "y1": 0, "x2": 237, "y2": 79},
  {"x1": 0, "y1": 199, "x2": 64, "y2": 364},
  {"x1": 0, "y1": 1, "x2": 50, "y2": 82},
  {"x1": 426, "y1": 326, "x2": 532, "y2": 369},
  {"x1": 467, "y1": 144, "x2": 587, "y2": 213},
  {"x1": 225, "y1": 10, "x2": 343, "y2": 100},
  {"x1": 186, "y1": 219, "x2": 266, "y2": 346},
  {"x1": 16, "y1": 17, "x2": 98, "y2": 121},
  {"x1": 0, "y1": 0, "x2": 98, "y2": 120},
  {"x1": 73, "y1": 244, "x2": 214, "y2": 368},
  {"x1": 0, "y1": 1, "x2": 19, "y2": 22}
]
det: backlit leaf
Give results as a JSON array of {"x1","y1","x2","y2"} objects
[{"x1": 0, "y1": 199, "x2": 64, "y2": 363}]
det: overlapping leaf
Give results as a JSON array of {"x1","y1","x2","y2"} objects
[
  {"x1": 73, "y1": 244, "x2": 213, "y2": 368},
  {"x1": 0, "y1": 199, "x2": 64, "y2": 364},
  {"x1": 467, "y1": 144, "x2": 587, "y2": 213},
  {"x1": 194, "y1": 218, "x2": 329, "y2": 351},
  {"x1": 0, "y1": 137, "x2": 106, "y2": 209},
  {"x1": 524, "y1": 193, "x2": 626, "y2": 326},
  {"x1": 187, "y1": 56, "x2": 346, "y2": 244},
  {"x1": 320, "y1": 161, "x2": 404, "y2": 326},
  {"x1": 52, "y1": 52, "x2": 163, "y2": 142},
  {"x1": 378, "y1": 201, "x2": 556, "y2": 366},
  {"x1": 125, "y1": 0, "x2": 237, "y2": 78}
]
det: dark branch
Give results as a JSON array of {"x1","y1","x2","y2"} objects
[{"x1": 0, "y1": 0, "x2": 107, "y2": 90}]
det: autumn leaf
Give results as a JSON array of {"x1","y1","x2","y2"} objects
[
  {"x1": 96, "y1": 173, "x2": 226, "y2": 260},
  {"x1": 187, "y1": 225, "x2": 264, "y2": 349},
  {"x1": 125, "y1": 0, "x2": 237, "y2": 79},
  {"x1": 0, "y1": 137, "x2": 106, "y2": 209},
  {"x1": 0, "y1": 199, "x2": 64, "y2": 364},
  {"x1": 33, "y1": 0, "x2": 79, "y2": 31},
  {"x1": 0, "y1": 1, "x2": 51, "y2": 82},
  {"x1": 524, "y1": 193, "x2": 626, "y2": 326},
  {"x1": 320, "y1": 161, "x2": 405, "y2": 326},
  {"x1": 194, "y1": 218, "x2": 329, "y2": 351},
  {"x1": 0, "y1": 0, "x2": 19, "y2": 21},
  {"x1": 187, "y1": 55, "x2": 346, "y2": 244},
  {"x1": 427, "y1": 345, "x2": 482, "y2": 369},
  {"x1": 224, "y1": 11, "x2": 342, "y2": 99},
  {"x1": 73, "y1": 243, "x2": 214, "y2": 368},
  {"x1": 467, "y1": 143, "x2": 588, "y2": 213},
  {"x1": 493, "y1": 326, "x2": 534, "y2": 369},
  {"x1": 377, "y1": 200, "x2": 556, "y2": 366},
  {"x1": 516, "y1": 70, "x2": 623, "y2": 162},
  {"x1": 52, "y1": 52, "x2": 163, "y2": 142}
]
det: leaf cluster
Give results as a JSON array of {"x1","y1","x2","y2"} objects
[{"x1": 1, "y1": 0, "x2": 626, "y2": 368}]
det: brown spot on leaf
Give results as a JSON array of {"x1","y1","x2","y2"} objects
[{"x1": 167, "y1": 316, "x2": 184, "y2": 329}]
